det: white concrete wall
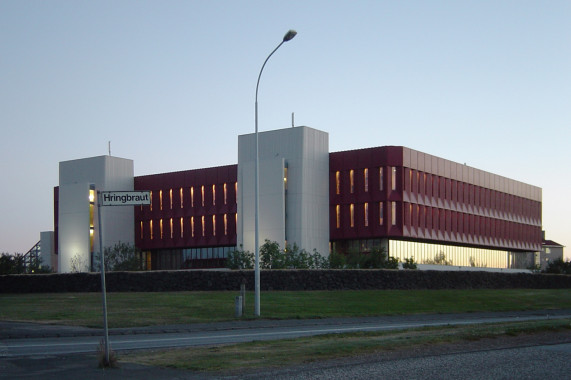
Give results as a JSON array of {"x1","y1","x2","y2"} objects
[
  {"x1": 238, "y1": 126, "x2": 329, "y2": 257},
  {"x1": 58, "y1": 156, "x2": 134, "y2": 273},
  {"x1": 39, "y1": 231, "x2": 55, "y2": 270}
]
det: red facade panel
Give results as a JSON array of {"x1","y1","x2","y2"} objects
[
  {"x1": 330, "y1": 147, "x2": 542, "y2": 252},
  {"x1": 134, "y1": 165, "x2": 238, "y2": 251}
]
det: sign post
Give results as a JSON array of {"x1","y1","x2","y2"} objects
[{"x1": 97, "y1": 190, "x2": 151, "y2": 366}]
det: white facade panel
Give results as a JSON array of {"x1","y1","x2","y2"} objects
[
  {"x1": 58, "y1": 156, "x2": 134, "y2": 273},
  {"x1": 238, "y1": 126, "x2": 329, "y2": 257}
]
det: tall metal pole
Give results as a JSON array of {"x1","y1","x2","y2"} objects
[
  {"x1": 97, "y1": 191, "x2": 110, "y2": 365},
  {"x1": 254, "y1": 30, "x2": 297, "y2": 317}
]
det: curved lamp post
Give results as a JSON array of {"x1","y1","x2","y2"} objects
[{"x1": 254, "y1": 29, "x2": 297, "y2": 317}]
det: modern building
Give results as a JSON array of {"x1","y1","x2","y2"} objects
[{"x1": 53, "y1": 126, "x2": 542, "y2": 272}]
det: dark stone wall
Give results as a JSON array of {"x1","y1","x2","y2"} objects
[{"x1": 1, "y1": 269, "x2": 570, "y2": 293}]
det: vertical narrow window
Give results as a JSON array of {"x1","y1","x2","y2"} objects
[
  {"x1": 190, "y1": 187, "x2": 194, "y2": 207},
  {"x1": 364, "y1": 202, "x2": 369, "y2": 227},
  {"x1": 379, "y1": 202, "x2": 384, "y2": 225},
  {"x1": 212, "y1": 184, "x2": 216, "y2": 206},
  {"x1": 224, "y1": 214, "x2": 228, "y2": 235},
  {"x1": 159, "y1": 219, "x2": 164, "y2": 239},
  {"x1": 140, "y1": 221, "x2": 144, "y2": 240},
  {"x1": 169, "y1": 218, "x2": 173, "y2": 239},
  {"x1": 169, "y1": 189, "x2": 173, "y2": 209},
  {"x1": 336, "y1": 205, "x2": 341, "y2": 228},
  {"x1": 180, "y1": 187, "x2": 184, "y2": 208},
  {"x1": 235, "y1": 182, "x2": 238, "y2": 204},
  {"x1": 191, "y1": 217, "x2": 195, "y2": 237},
  {"x1": 150, "y1": 191, "x2": 153, "y2": 211},
  {"x1": 212, "y1": 215, "x2": 216, "y2": 236},
  {"x1": 391, "y1": 202, "x2": 397, "y2": 226},
  {"x1": 350, "y1": 170, "x2": 354, "y2": 193},
  {"x1": 201, "y1": 216, "x2": 205, "y2": 236},
  {"x1": 149, "y1": 220, "x2": 153, "y2": 240},
  {"x1": 350, "y1": 203, "x2": 355, "y2": 227},
  {"x1": 284, "y1": 166, "x2": 288, "y2": 190},
  {"x1": 159, "y1": 190, "x2": 163, "y2": 210},
  {"x1": 180, "y1": 217, "x2": 184, "y2": 238},
  {"x1": 224, "y1": 183, "x2": 228, "y2": 205},
  {"x1": 379, "y1": 167, "x2": 384, "y2": 191},
  {"x1": 201, "y1": 186, "x2": 205, "y2": 207},
  {"x1": 364, "y1": 168, "x2": 369, "y2": 192},
  {"x1": 391, "y1": 167, "x2": 397, "y2": 191},
  {"x1": 335, "y1": 171, "x2": 341, "y2": 194}
]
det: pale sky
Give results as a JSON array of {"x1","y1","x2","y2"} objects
[{"x1": 1, "y1": 1, "x2": 569, "y2": 258}]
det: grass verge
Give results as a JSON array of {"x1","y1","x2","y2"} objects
[
  {"x1": 0, "y1": 289, "x2": 570, "y2": 328},
  {"x1": 122, "y1": 319, "x2": 571, "y2": 373}
]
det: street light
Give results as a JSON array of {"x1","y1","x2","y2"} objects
[{"x1": 254, "y1": 29, "x2": 297, "y2": 317}]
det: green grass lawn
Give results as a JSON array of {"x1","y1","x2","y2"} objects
[
  {"x1": 125, "y1": 319, "x2": 571, "y2": 372},
  {"x1": 1, "y1": 289, "x2": 569, "y2": 328}
]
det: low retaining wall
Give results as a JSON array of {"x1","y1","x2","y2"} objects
[{"x1": 1, "y1": 269, "x2": 570, "y2": 293}]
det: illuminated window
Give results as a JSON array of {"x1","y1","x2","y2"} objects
[
  {"x1": 350, "y1": 170, "x2": 354, "y2": 193},
  {"x1": 379, "y1": 168, "x2": 384, "y2": 191},
  {"x1": 201, "y1": 216, "x2": 205, "y2": 236},
  {"x1": 190, "y1": 187, "x2": 194, "y2": 207},
  {"x1": 159, "y1": 190, "x2": 163, "y2": 211},
  {"x1": 180, "y1": 187, "x2": 184, "y2": 208},
  {"x1": 224, "y1": 183, "x2": 228, "y2": 205},
  {"x1": 140, "y1": 221, "x2": 143, "y2": 240},
  {"x1": 391, "y1": 202, "x2": 397, "y2": 226},
  {"x1": 212, "y1": 185, "x2": 216, "y2": 206},
  {"x1": 364, "y1": 168, "x2": 369, "y2": 192},
  {"x1": 391, "y1": 167, "x2": 397, "y2": 191},
  {"x1": 364, "y1": 202, "x2": 369, "y2": 227},
  {"x1": 350, "y1": 203, "x2": 355, "y2": 227},
  {"x1": 149, "y1": 220, "x2": 154, "y2": 240},
  {"x1": 235, "y1": 182, "x2": 238, "y2": 204},
  {"x1": 169, "y1": 188, "x2": 173, "y2": 209},
  {"x1": 180, "y1": 217, "x2": 184, "y2": 238},
  {"x1": 191, "y1": 217, "x2": 195, "y2": 238},
  {"x1": 224, "y1": 214, "x2": 228, "y2": 235},
  {"x1": 150, "y1": 191, "x2": 153, "y2": 211},
  {"x1": 160, "y1": 218, "x2": 164, "y2": 239},
  {"x1": 379, "y1": 202, "x2": 384, "y2": 225},
  {"x1": 212, "y1": 215, "x2": 216, "y2": 236},
  {"x1": 201, "y1": 186, "x2": 205, "y2": 207},
  {"x1": 169, "y1": 218, "x2": 173, "y2": 239},
  {"x1": 336, "y1": 205, "x2": 341, "y2": 228},
  {"x1": 335, "y1": 171, "x2": 340, "y2": 195}
]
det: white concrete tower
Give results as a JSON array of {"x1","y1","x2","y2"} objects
[
  {"x1": 237, "y1": 126, "x2": 330, "y2": 257},
  {"x1": 58, "y1": 156, "x2": 134, "y2": 273}
]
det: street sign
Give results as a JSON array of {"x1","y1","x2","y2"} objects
[{"x1": 100, "y1": 191, "x2": 151, "y2": 206}]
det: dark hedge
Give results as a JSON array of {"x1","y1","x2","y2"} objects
[{"x1": 1, "y1": 269, "x2": 570, "y2": 293}]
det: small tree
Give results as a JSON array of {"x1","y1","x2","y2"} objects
[
  {"x1": 0, "y1": 253, "x2": 25, "y2": 274},
  {"x1": 70, "y1": 253, "x2": 89, "y2": 273},
  {"x1": 226, "y1": 246, "x2": 254, "y2": 269},
  {"x1": 103, "y1": 242, "x2": 144, "y2": 272},
  {"x1": 402, "y1": 257, "x2": 417, "y2": 270},
  {"x1": 543, "y1": 258, "x2": 571, "y2": 275}
]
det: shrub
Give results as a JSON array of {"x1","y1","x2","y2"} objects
[
  {"x1": 226, "y1": 246, "x2": 254, "y2": 269},
  {"x1": 99, "y1": 242, "x2": 145, "y2": 272},
  {"x1": 402, "y1": 257, "x2": 417, "y2": 270},
  {"x1": 543, "y1": 258, "x2": 571, "y2": 275}
]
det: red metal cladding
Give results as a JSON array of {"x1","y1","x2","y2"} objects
[
  {"x1": 329, "y1": 147, "x2": 542, "y2": 252},
  {"x1": 134, "y1": 165, "x2": 238, "y2": 250}
]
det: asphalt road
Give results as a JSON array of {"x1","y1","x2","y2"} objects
[
  {"x1": 1, "y1": 309, "x2": 570, "y2": 379},
  {"x1": 3, "y1": 310, "x2": 571, "y2": 357}
]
